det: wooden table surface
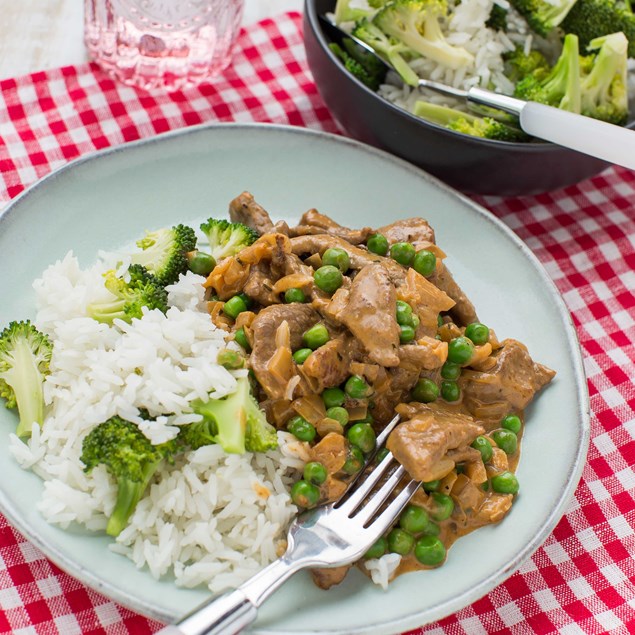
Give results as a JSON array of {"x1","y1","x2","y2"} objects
[{"x1": 0, "y1": 0, "x2": 303, "y2": 80}]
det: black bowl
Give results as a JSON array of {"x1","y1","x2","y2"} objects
[{"x1": 304, "y1": 0, "x2": 630, "y2": 196}]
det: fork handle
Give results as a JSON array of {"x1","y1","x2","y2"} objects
[{"x1": 155, "y1": 557, "x2": 304, "y2": 635}]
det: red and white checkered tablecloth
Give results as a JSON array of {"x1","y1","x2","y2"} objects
[{"x1": 0, "y1": 11, "x2": 633, "y2": 635}]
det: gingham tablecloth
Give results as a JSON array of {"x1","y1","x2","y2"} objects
[{"x1": 0, "y1": 11, "x2": 633, "y2": 635}]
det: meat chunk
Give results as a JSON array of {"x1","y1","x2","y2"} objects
[
  {"x1": 311, "y1": 565, "x2": 351, "y2": 590},
  {"x1": 376, "y1": 217, "x2": 436, "y2": 248},
  {"x1": 228, "y1": 191, "x2": 274, "y2": 235},
  {"x1": 429, "y1": 262, "x2": 478, "y2": 326},
  {"x1": 249, "y1": 305, "x2": 320, "y2": 399},
  {"x1": 331, "y1": 264, "x2": 400, "y2": 367},
  {"x1": 301, "y1": 337, "x2": 350, "y2": 391},
  {"x1": 387, "y1": 410, "x2": 484, "y2": 482},
  {"x1": 290, "y1": 209, "x2": 372, "y2": 244},
  {"x1": 460, "y1": 339, "x2": 555, "y2": 416}
]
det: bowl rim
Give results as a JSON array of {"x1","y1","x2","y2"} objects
[{"x1": 304, "y1": 0, "x2": 635, "y2": 152}]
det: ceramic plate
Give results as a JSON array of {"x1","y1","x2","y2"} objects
[{"x1": 0, "y1": 123, "x2": 589, "y2": 634}]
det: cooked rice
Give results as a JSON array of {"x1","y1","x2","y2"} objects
[{"x1": 9, "y1": 252, "x2": 307, "y2": 593}]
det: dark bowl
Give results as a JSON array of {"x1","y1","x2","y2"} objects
[{"x1": 304, "y1": 0, "x2": 632, "y2": 196}]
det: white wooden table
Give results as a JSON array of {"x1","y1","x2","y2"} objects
[{"x1": 0, "y1": 0, "x2": 303, "y2": 80}]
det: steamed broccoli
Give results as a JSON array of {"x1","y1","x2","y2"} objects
[
  {"x1": 81, "y1": 416, "x2": 177, "y2": 536},
  {"x1": 580, "y1": 32, "x2": 629, "y2": 124},
  {"x1": 86, "y1": 264, "x2": 168, "y2": 325},
  {"x1": 186, "y1": 377, "x2": 277, "y2": 454},
  {"x1": 373, "y1": 0, "x2": 474, "y2": 70},
  {"x1": 413, "y1": 100, "x2": 529, "y2": 141},
  {"x1": 130, "y1": 224, "x2": 197, "y2": 285},
  {"x1": 514, "y1": 33, "x2": 582, "y2": 112},
  {"x1": 508, "y1": 0, "x2": 579, "y2": 36},
  {"x1": 0, "y1": 321, "x2": 53, "y2": 439},
  {"x1": 504, "y1": 47, "x2": 550, "y2": 82},
  {"x1": 329, "y1": 42, "x2": 386, "y2": 90},
  {"x1": 486, "y1": 3, "x2": 509, "y2": 31},
  {"x1": 352, "y1": 18, "x2": 420, "y2": 85},
  {"x1": 334, "y1": 0, "x2": 375, "y2": 23},
  {"x1": 199, "y1": 219, "x2": 259, "y2": 262},
  {"x1": 561, "y1": 0, "x2": 635, "y2": 57}
]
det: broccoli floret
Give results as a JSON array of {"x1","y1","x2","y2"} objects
[
  {"x1": 81, "y1": 416, "x2": 177, "y2": 536},
  {"x1": 580, "y1": 32, "x2": 629, "y2": 124},
  {"x1": 413, "y1": 100, "x2": 529, "y2": 141},
  {"x1": 186, "y1": 377, "x2": 277, "y2": 454},
  {"x1": 329, "y1": 42, "x2": 386, "y2": 90},
  {"x1": 486, "y1": 4, "x2": 509, "y2": 31},
  {"x1": 504, "y1": 47, "x2": 550, "y2": 82},
  {"x1": 199, "y1": 219, "x2": 259, "y2": 263},
  {"x1": 352, "y1": 18, "x2": 420, "y2": 86},
  {"x1": 86, "y1": 264, "x2": 168, "y2": 325},
  {"x1": 334, "y1": 0, "x2": 375, "y2": 23},
  {"x1": 130, "y1": 224, "x2": 197, "y2": 285},
  {"x1": 0, "y1": 321, "x2": 53, "y2": 439},
  {"x1": 509, "y1": 0, "x2": 579, "y2": 36},
  {"x1": 514, "y1": 33, "x2": 582, "y2": 112},
  {"x1": 561, "y1": 0, "x2": 635, "y2": 57},
  {"x1": 373, "y1": 0, "x2": 474, "y2": 70}
]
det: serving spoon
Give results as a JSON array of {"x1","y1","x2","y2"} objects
[{"x1": 318, "y1": 15, "x2": 635, "y2": 171}]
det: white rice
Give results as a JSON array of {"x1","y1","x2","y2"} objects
[{"x1": 9, "y1": 252, "x2": 307, "y2": 593}]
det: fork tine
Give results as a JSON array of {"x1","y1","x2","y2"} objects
[
  {"x1": 367, "y1": 479, "x2": 420, "y2": 535},
  {"x1": 374, "y1": 414, "x2": 401, "y2": 449},
  {"x1": 336, "y1": 450, "x2": 395, "y2": 513},
  {"x1": 350, "y1": 464, "x2": 406, "y2": 526}
]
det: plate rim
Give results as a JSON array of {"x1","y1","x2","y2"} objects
[{"x1": 0, "y1": 121, "x2": 591, "y2": 633}]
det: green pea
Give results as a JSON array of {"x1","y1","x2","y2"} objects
[
  {"x1": 399, "y1": 324, "x2": 416, "y2": 344},
  {"x1": 376, "y1": 447, "x2": 390, "y2": 463},
  {"x1": 342, "y1": 445, "x2": 364, "y2": 474},
  {"x1": 411, "y1": 378, "x2": 439, "y2": 403},
  {"x1": 412, "y1": 250, "x2": 436, "y2": 277},
  {"x1": 303, "y1": 324, "x2": 330, "y2": 350},
  {"x1": 465, "y1": 322, "x2": 490, "y2": 345},
  {"x1": 292, "y1": 348, "x2": 313, "y2": 364},
  {"x1": 501, "y1": 414, "x2": 522, "y2": 435},
  {"x1": 414, "y1": 535, "x2": 446, "y2": 566},
  {"x1": 437, "y1": 314, "x2": 444, "y2": 327},
  {"x1": 313, "y1": 265, "x2": 343, "y2": 294},
  {"x1": 284, "y1": 287, "x2": 306, "y2": 303},
  {"x1": 441, "y1": 380, "x2": 460, "y2": 402},
  {"x1": 492, "y1": 429, "x2": 518, "y2": 455},
  {"x1": 421, "y1": 521, "x2": 441, "y2": 537},
  {"x1": 237, "y1": 293, "x2": 252, "y2": 308},
  {"x1": 322, "y1": 387, "x2": 346, "y2": 408},
  {"x1": 223, "y1": 295, "x2": 247, "y2": 319},
  {"x1": 322, "y1": 247, "x2": 350, "y2": 272},
  {"x1": 187, "y1": 250, "x2": 216, "y2": 276},
  {"x1": 491, "y1": 471, "x2": 520, "y2": 495},
  {"x1": 399, "y1": 504, "x2": 430, "y2": 534},
  {"x1": 347, "y1": 423, "x2": 376, "y2": 454},
  {"x1": 367, "y1": 233, "x2": 389, "y2": 256},
  {"x1": 387, "y1": 528, "x2": 414, "y2": 555},
  {"x1": 440, "y1": 361, "x2": 461, "y2": 381},
  {"x1": 422, "y1": 480, "x2": 440, "y2": 492},
  {"x1": 291, "y1": 480, "x2": 320, "y2": 508},
  {"x1": 326, "y1": 406, "x2": 349, "y2": 426},
  {"x1": 396, "y1": 300, "x2": 414, "y2": 326},
  {"x1": 390, "y1": 242, "x2": 416, "y2": 266},
  {"x1": 447, "y1": 336, "x2": 474, "y2": 365},
  {"x1": 364, "y1": 536, "x2": 388, "y2": 559},
  {"x1": 287, "y1": 416, "x2": 316, "y2": 443},
  {"x1": 429, "y1": 492, "x2": 454, "y2": 521},
  {"x1": 345, "y1": 375, "x2": 371, "y2": 399},
  {"x1": 216, "y1": 349, "x2": 244, "y2": 369},
  {"x1": 303, "y1": 461, "x2": 328, "y2": 486},
  {"x1": 234, "y1": 327, "x2": 250, "y2": 351},
  {"x1": 471, "y1": 436, "x2": 493, "y2": 463}
]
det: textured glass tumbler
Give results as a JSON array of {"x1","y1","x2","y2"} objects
[{"x1": 84, "y1": 0, "x2": 245, "y2": 90}]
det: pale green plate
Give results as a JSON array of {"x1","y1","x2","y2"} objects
[{"x1": 0, "y1": 123, "x2": 589, "y2": 634}]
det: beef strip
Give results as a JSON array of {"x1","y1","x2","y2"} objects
[
  {"x1": 249, "y1": 304, "x2": 320, "y2": 399},
  {"x1": 329, "y1": 263, "x2": 401, "y2": 367},
  {"x1": 290, "y1": 209, "x2": 372, "y2": 244},
  {"x1": 301, "y1": 337, "x2": 351, "y2": 391},
  {"x1": 460, "y1": 339, "x2": 555, "y2": 423},
  {"x1": 387, "y1": 409, "x2": 484, "y2": 482},
  {"x1": 242, "y1": 263, "x2": 278, "y2": 305},
  {"x1": 376, "y1": 217, "x2": 436, "y2": 248},
  {"x1": 428, "y1": 262, "x2": 478, "y2": 326},
  {"x1": 228, "y1": 191, "x2": 274, "y2": 235}
]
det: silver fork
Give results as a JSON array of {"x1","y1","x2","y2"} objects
[{"x1": 157, "y1": 414, "x2": 418, "y2": 635}]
